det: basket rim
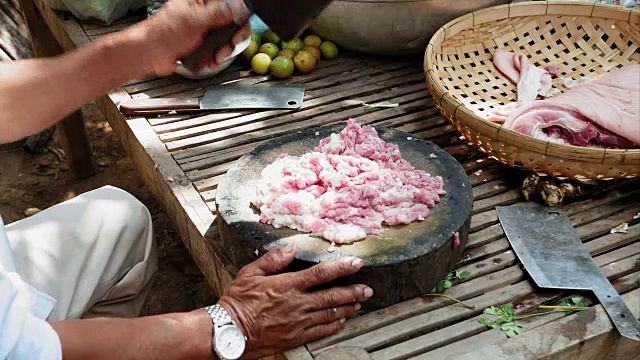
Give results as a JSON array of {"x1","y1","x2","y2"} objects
[{"x1": 423, "y1": 0, "x2": 640, "y2": 162}]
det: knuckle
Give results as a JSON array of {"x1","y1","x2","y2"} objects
[
  {"x1": 350, "y1": 286, "x2": 361, "y2": 301},
  {"x1": 310, "y1": 264, "x2": 328, "y2": 282},
  {"x1": 322, "y1": 308, "x2": 335, "y2": 323},
  {"x1": 323, "y1": 290, "x2": 338, "y2": 306}
]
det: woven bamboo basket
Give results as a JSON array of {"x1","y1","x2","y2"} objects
[{"x1": 424, "y1": 1, "x2": 640, "y2": 180}]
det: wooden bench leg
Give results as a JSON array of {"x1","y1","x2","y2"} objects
[{"x1": 18, "y1": 0, "x2": 95, "y2": 179}]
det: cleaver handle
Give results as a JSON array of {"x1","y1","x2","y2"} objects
[
  {"x1": 119, "y1": 98, "x2": 201, "y2": 116},
  {"x1": 180, "y1": 22, "x2": 241, "y2": 73},
  {"x1": 593, "y1": 282, "x2": 640, "y2": 342}
]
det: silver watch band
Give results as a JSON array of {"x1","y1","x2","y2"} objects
[{"x1": 205, "y1": 304, "x2": 233, "y2": 327}]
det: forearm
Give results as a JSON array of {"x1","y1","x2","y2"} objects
[
  {"x1": 0, "y1": 25, "x2": 150, "y2": 144},
  {"x1": 52, "y1": 310, "x2": 214, "y2": 360}
]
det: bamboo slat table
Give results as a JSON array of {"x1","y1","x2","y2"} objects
[{"x1": 28, "y1": 1, "x2": 640, "y2": 359}]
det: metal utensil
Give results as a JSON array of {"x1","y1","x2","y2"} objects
[
  {"x1": 119, "y1": 84, "x2": 304, "y2": 116},
  {"x1": 496, "y1": 205, "x2": 640, "y2": 342},
  {"x1": 181, "y1": 0, "x2": 335, "y2": 72}
]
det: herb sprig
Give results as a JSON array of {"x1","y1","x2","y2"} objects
[{"x1": 478, "y1": 295, "x2": 588, "y2": 337}]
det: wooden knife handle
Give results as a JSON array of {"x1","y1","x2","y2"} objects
[
  {"x1": 180, "y1": 22, "x2": 241, "y2": 73},
  {"x1": 119, "y1": 98, "x2": 200, "y2": 116}
]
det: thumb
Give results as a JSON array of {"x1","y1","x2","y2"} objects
[{"x1": 239, "y1": 244, "x2": 296, "y2": 277}]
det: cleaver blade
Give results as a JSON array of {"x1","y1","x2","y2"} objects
[
  {"x1": 496, "y1": 205, "x2": 640, "y2": 342},
  {"x1": 119, "y1": 84, "x2": 304, "y2": 116}
]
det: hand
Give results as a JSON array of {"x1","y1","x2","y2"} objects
[
  {"x1": 137, "y1": 0, "x2": 251, "y2": 76},
  {"x1": 218, "y1": 244, "x2": 373, "y2": 359}
]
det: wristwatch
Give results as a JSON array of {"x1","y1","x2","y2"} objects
[{"x1": 204, "y1": 304, "x2": 247, "y2": 360}]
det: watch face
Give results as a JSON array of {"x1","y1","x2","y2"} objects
[{"x1": 215, "y1": 326, "x2": 246, "y2": 360}]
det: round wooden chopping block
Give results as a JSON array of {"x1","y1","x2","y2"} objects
[{"x1": 216, "y1": 124, "x2": 473, "y2": 311}]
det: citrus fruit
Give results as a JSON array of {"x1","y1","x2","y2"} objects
[
  {"x1": 243, "y1": 40, "x2": 260, "y2": 61},
  {"x1": 259, "y1": 43, "x2": 279, "y2": 59},
  {"x1": 304, "y1": 35, "x2": 322, "y2": 47},
  {"x1": 277, "y1": 49, "x2": 296, "y2": 60},
  {"x1": 319, "y1": 41, "x2": 339, "y2": 59},
  {"x1": 251, "y1": 53, "x2": 272, "y2": 75},
  {"x1": 250, "y1": 31, "x2": 261, "y2": 44},
  {"x1": 301, "y1": 45, "x2": 321, "y2": 61},
  {"x1": 282, "y1": 38, "x2": 304, "y2": 51},
  {"x1": 293, "y1": 50, "x2": 317, "y2": 74},
  {"x1": 271, "y1": 56, "x2": 295, "y2": 79},
  {"x1": 262, "y1": 29, "x2": 281, "y2": 46}
]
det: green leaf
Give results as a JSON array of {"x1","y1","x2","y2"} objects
[
  {"x1": 478, "y1": 318, "x2": 493, "y2": 325},
  {"x1": 443, "y1": 280, "x2": 453, "y2": 289},
  {"x1": 501, "y1": 322, "x2": 523, "y2": 337},
  {"x1": 454, "y1": 270, "x2": 470, "y2": 280},
  {"x1": 483, "y1": 306, "x2": 499, "y2": 315},
  {"x1": 499, "y1": 304, "x2": 515, "y2": 316},
  {"x1": 570, "y1": 295, "x2": 587, "y2": 307},
  {"x1": 436, "y1": 281, "x2": 445, "y2": 292},
  {"x1": 478, "y1": 318, "x2": 499, "y2": 328},
  {"x1": 557, "y1": 294, "x2": 588, "y2": 309}
]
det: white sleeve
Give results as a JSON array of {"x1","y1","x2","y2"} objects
[{"x1": 0, "y1": 272, "x2": 62, "y2": 360}]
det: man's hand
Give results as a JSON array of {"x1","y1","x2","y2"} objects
[
  {"x1": 138, "y1": 0, "x2": 252, "y2": 76},
  {"x1": 219, "y1": 244, "x2": 373, "y2": 359}
]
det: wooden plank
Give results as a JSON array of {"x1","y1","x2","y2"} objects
[
  {"x1": 588, "y1": 223, "x2": 640, "y2": 258},
  {"x1": 400, "y1": 270, "x2": 640, "y2": 360},
  {"x1": 441, "y1": 288, "x2": 640, "y2": 360},
  {"x1": 179, "y1": 142, "x2": 260, "y2": 172},
  {"x1": 318, "y1": 240, "x2": 640, "y2": 358},
  {"x1": 469, "y1": 182, "x2": 640, "y2": 233},
  {"x1": 171, "y1": 80, "x2": 427, "y2": 157},
  {"x1": 471, "y1": 189, "x2": 521, "y2": 214},
  {"x1": 315, "y1": 281, "x2": 536, "y2": 354},
  {"x1": 175, "y1": 108, "x2": 452, "y2": 173},
  {"x1": 157, "y1": 67, "x2": 424, "y2": 142},
  {"x1": 284, "y1": 347, "x2": 314, "y2": 360},
  {"x1": 471, "y1": 179, "x2": 510, "y2": 201}
]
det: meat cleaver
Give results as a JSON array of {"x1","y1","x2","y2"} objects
[
  {"x1": 496, "y1": 205, "x2": 640, "y2": 342},
  {"x1": 181, "y1": 0, "x2": 336, "y2": 72},
  {"x1": 119, "y1": 84, "x2": 304, "y2": 116}
]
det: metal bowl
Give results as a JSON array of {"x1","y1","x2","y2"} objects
[{"x1": 310, "y1": 0, "x2": 512, "y2": 55}]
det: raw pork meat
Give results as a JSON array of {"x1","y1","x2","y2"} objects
[
  {"x1": 493, "y1": 49, "x2": 553, "y2": 105},
  {"x1": 253, "y1": 119, "x2": 446, "y2": 244},
  {"x1": 505, "y1": 64, "x2": 640, "y2": 148}
]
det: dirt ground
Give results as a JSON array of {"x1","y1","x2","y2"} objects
[{"x1": 0, "y1": 102, "x2": 217, "y2": 316}]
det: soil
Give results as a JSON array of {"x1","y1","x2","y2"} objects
[{"x1": 0, "y1": 102, "x2": 217, "y2": 316}]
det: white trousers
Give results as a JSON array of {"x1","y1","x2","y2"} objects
[{"x1": 5, "y1": 185, "x2": 157, "y2": 322}]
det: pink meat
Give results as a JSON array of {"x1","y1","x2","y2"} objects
[
  {"x1": 493, "y1": 49, "x2": 552, "y2": 104},
  {"x1": 253, "y1": 119, "x2": 446, "y2": 244},
  {"x1": 505, "y1": 64, "x2": 640, "y2": 148}
]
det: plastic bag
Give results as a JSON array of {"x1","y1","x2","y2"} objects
[{"x1": 43, "y1": 0, "x2": 146, "y2": 25}]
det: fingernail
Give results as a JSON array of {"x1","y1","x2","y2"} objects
[
  {"x1": 284, "y1": 243, "x2": 295, "y2": 253},
  {"x1": 364, "y1": 287, "x2": 374, "y2": 299},
  {"x1": 351, "y1": 258, "x2": 363, "y2": 267},
  {"x1": 354, "y1": 303, "x2": 362, "y2": 311},
  {"x1": 340, "y1": 318, "x2": 346, "y2": 324}
]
